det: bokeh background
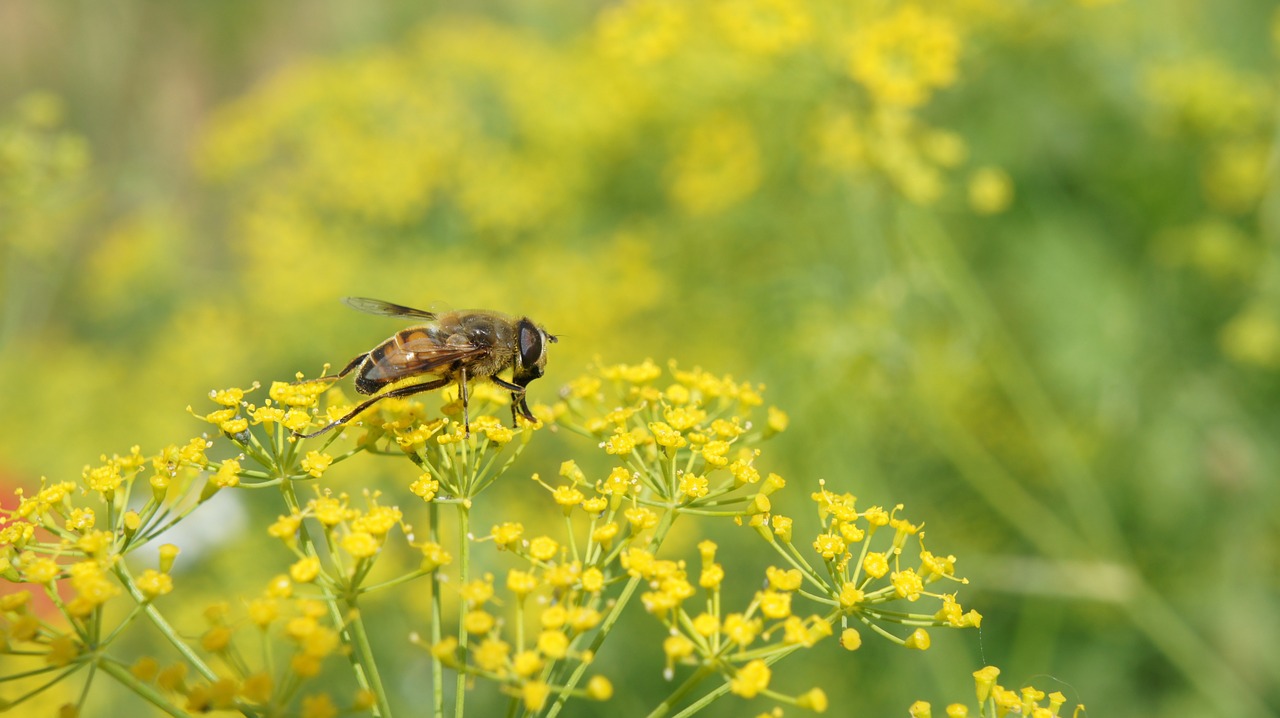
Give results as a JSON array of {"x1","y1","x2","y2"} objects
[{"x1": 3, "y1": 0, "x2": 1279, "y2": 715}]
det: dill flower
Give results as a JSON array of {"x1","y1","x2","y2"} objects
[
  {"x1": 849, "y1": 5, "x2": 962, "y2": 108},
  {"x1": 136, "y1": 569, "x2": 174, "y2": 599},
  {"x1": 730, "y1": 659, "x2": 771, "y2": 698},
  {"x1": 968, "y1": 166, "x2": 1013, "y2": 215},
  {"x1": 714, "y1": 0, "x2": 811, "y2": 57},
  {"x1": 521, "y1": 680, "x2": 552, "y2": 711}
]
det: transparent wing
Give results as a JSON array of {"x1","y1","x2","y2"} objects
[{"x1": 343, "y1": 297, "x2": 438, "y2": 320}]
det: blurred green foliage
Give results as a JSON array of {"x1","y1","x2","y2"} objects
[{"x1": 2, "y1": 0, "x2": 1279, "y2": 715}]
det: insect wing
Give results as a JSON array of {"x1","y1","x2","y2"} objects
[
  {"x1": 363, "y1": 331, "x2": 487, "y2": 382},
  {"x1": 343, "y1": 297, "x2": 438, "y2": 320}
]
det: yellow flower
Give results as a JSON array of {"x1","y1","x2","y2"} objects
[
  {"x1": 82, "y1": 462, "x2": 124, "y2": 496},
  {"x1": 136, "y1": 569, "x2": 174, "y2": 599},
  {"x1": 202, "y1": 626, "x2": 233, "y2": 652},
  {"x1": 508, "y1": 569, "x2": 539, "y2": 598},
  {"x1": 766, "y1": 566, "x2": 802, "y2": 591},
  {"x1": 537, "y1": 629, "x2": 569, "y2": 659},
  {"x1": 599, "y1": 467, "x2": 633, "y2": 496},
  {"x1": 729, "y1": 459, "x2": 760, "y2": 486},
  {"x1": 700, "y1": 562, "x2": 725, "y2": 590},
  {"x1": 591, "y1": 521, "x2": 620, "y2": 545},
  {"x1": 522, "y1": 680, "x2": 551, "y2": 711},
  {"x1": 714, "y1": 0, "x2": 811, "y2": 57},
  {"x1": 212, "y1": 459, "x2": 241, "y2": 488},
  {"x1": 693, "y1": 613, "x2": 719, "y2": 637},
  {"x1": 352, "y1": 505, "x2": 402, "y2": 536},
  {"x1": 664, "y1": 633, "x2": 694, "y2": 663},
  {"x1": 67, "y1": 560, "x2": 120, "y2": 613},
  {"x1": 131, "y1": 656, "x2": 160, "y2": 682},
  {"x1": 242, "y1": 672, "x2": 273, "y2": 703},
  {"x1": 248, "y1": 598, "x2": 279, "y2": 628},
  {"x1": 649, "y1": 421, "x2": 687, "y2": 448},
  {"x1": 582, "y1": 567, "x2": 605, "y2": 593},
  {"x1": 474, "y1": 637, "x2": 511, "y2": 673},
  {"x1": 463, "y1": 610, "x2": 496, "y2": 635},
  {"x1": 798, "y1": 687, "x2": 828, "y2": 712},
  {"x1": 678, "y1": 473, "x2": 709, "y2": 499},
  {"x1": 602, "y1": 429, "x2": 638, "y2": 455},
  {"x1": 758, "y1": 590, "x2": 792, "y2": 619},
  {"x1": 22, "y1": 556, "x2": 62, "y2": 584},
  {"x1": 410, "y1": 475, "x2": 440, "y2": 501},
  {"x1": 311, "y1": 496, "x2": 352, "y2": 526},
  {"x1": 492, "y1": 522, "x2": 525, "y2": 549},
  {"x1": 729, "y1": 659, "x2": 771, "y2": 698},
  {"x1": 460, "y1": 577, "x2": 495, "y2": 606},
  {"x1": 512, "y1": 650, "x2": 543, "y2": 677},
  {"x1": 863, "y1": 551, "x2": 889, "y2": 578},
  {"x1": 268, "y1": 514, "x2": 302, "y2": 542},
  {"x1": 528, "y1": 536, "x2": 560, "y2": 562},
  {"x1": 300, "y1": 693, "x2": 338, "y2": 718},
  {"x1": 891, "y1": 569, "x2": 924, "y2": 601},
  {"x1": 301, "y1": 451, "x2": 334, "y2": 478},
  {"x1": 552, "y1": 485, "x2": 586, "y2": 511},
  {"x1": 342, "y1": 531, "x2": 381, "y2": 559},
  {"x1": 813, "y1": 532, "x2": 847, "y2": 560},
  {"x1": 290, "y1": 557, "x2": 321, "y2": 583},
  {"x1": 46, "y1": 635, "x2": 80, "y2": 667},
  {"x1": 968, "y1": 166, "x2": 1013, "y2": 215},
  {"x1": 420, "y1": 542, "x2": 452, "y2": 571},
  {"x1": 663, "y1": 405, "x2": 706, "y2": 431},
  {"x1": 771, "y1": 515, "x2": 793, "y2": 543},
  {"x1": 841, "y1": 627, "x2": 862, "y2": 651},
  {"x1": 700, "y1": 440, "x2": 731, "y2": 467},
  {"x1": 1221, "y1": 305, "x2": 1280, "y2": 368},
  {"x1": 839, "y1": 582, "x2": 864, "y2": 609},
  {"x1": 596, "y1": 0, "x2": 687, "y2": 66},
  {"x1": 849, "y1": 5, "x2": 961, "y2": 108},
  {"x1": 587, "y1": 675, "x2": 613, "y2": 701},
  {"x1": 723, "y1": 613, "x2": 761, "y2": 647},
  {"x1": 905, "y1": 627, "x2": 931, "y2": 650}
]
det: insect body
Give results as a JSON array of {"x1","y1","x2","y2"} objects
[{"x1": 296, "y1": 297, "x2": 556, "y2": 438}]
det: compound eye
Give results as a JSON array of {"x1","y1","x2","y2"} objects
[{"x1": 517, "y1": 319, "x2": 544, "y2": 373}]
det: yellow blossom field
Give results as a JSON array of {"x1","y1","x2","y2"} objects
[{"x1": 1, "y1": 1, "x2": 1278, "y2": 716}]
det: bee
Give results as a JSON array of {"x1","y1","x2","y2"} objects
[{"x1": 296, "y1": 297, "x2": 556, "y2": 438}]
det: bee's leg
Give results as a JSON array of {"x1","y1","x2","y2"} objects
[
  {"x1": 335, "y1": 353, "x2": 366, "y2": 379},
  {"x1": 291, "y1": 353, "x2": 366, "y2": 386},
  {"x1": 292, "y1": 377, "x2": 450, "y2": 439},
  {"x1": 459, "y1": 367, "x2": 470, "y2": 438},
  {"x1": 490, "y1": 376, "x2": 528, "y2": 428}
]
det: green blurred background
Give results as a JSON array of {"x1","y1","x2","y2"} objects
[{"x1": 2, "y1": 0, "x2": 1279, "y2": 715}]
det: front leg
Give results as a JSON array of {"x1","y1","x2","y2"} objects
[{"x1": 491, "y1": 376, "x2": 530, "y2": 428}]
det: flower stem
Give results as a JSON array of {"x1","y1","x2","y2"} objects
[
  {"x1": 345, "y1": 601, "x2": 393, "y2": 718},
  {"x1": 453, "y1": 503, "x2": 471, "y2": 718}
]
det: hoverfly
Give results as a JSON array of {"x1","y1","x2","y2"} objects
[{"x1": 295, "y1": 297, "x2": 556, "y2": 438}]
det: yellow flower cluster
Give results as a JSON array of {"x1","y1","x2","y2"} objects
[
  {"x1": 0, "y1": 362, "x2": 983, "y2": 715},
  {"x1": 908, "y1": 665, "x2": 1085, "y2": 718},
  {"x1": 743, "y1": 480, "x2": 981, "y2": 653},
  {"x1": 124, "y1": 585, "x2": 375, "y2": 716}
]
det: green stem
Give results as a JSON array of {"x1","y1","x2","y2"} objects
[
  {"x1": 345, "y1": 601, "x2": 393, "y2": 718},
  {"x1": 429, "y1": 502, "x2": 445, "y2": 718},
  {"x1": 644, "y1": 666, "x2": 714, "y2": 718},
  {"x1": 113, "y1": 564, "x2": 216, "y2": 682},
  {"x1": 97, "y1": 656, "x2": 191, "y2": 718},
  {"x1": 453, "y1": 503, "x2": 471, "y2": 718},
  {"x1": 547, "y1": 511, "x2": 678, "y2": 717}
]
